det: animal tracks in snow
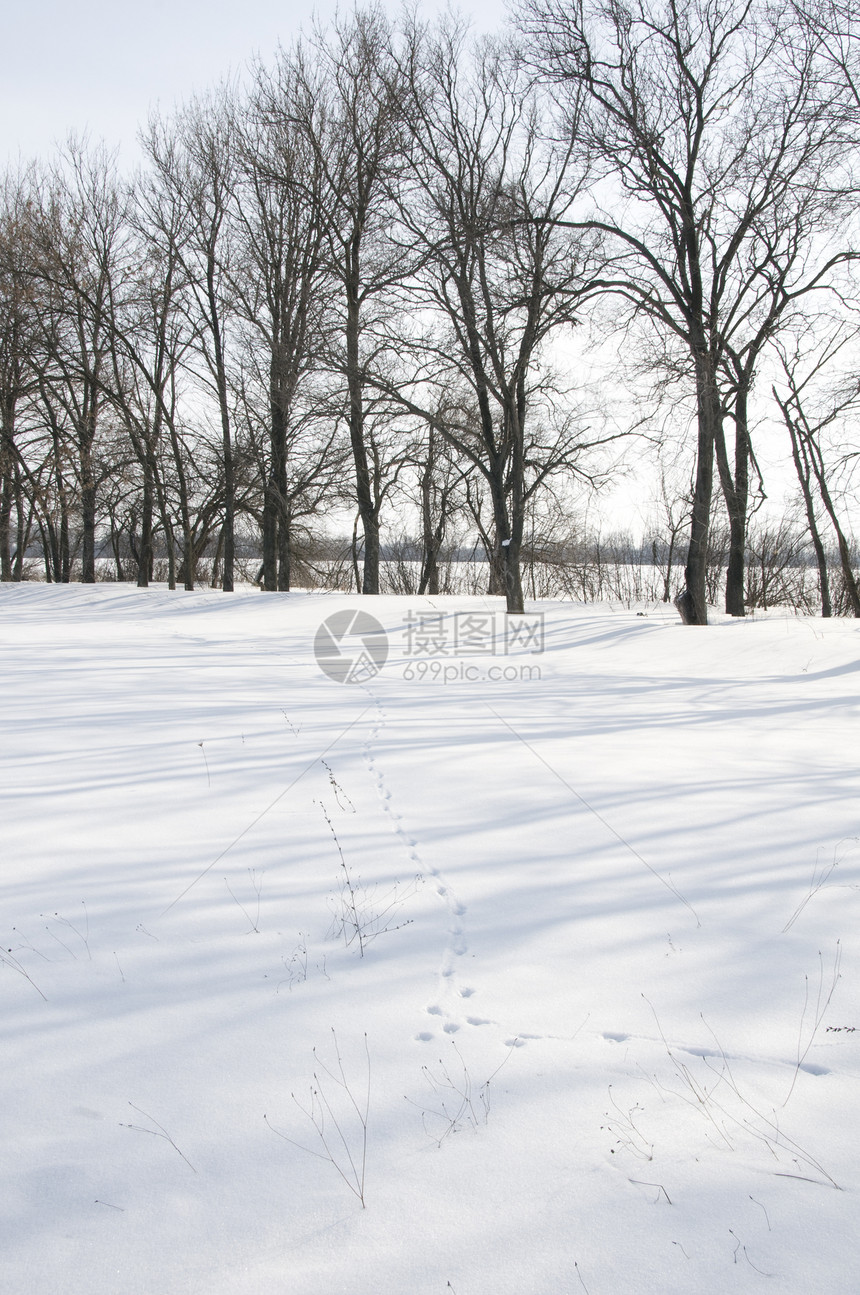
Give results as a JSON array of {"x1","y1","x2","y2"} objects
[
  {"x1": 600, "y1": 1030, "x2": 832, "y2": 1077},
  {"x1": 361, "y1": 703, "x2": 577, "y2": 1053},
  {"x1": 363, "y1": 704, "x2": 551, "y2": 1051},
  {"x1": 361, "y1": 693, "x2": 473, "y2": 1032},
  {"x1": 415, "y1": 1012, "x2": 496, "y2": 1043},
  {"x1": 359, "y1": 697, "x2": 569, "y2": 1055},
  {"x1": 434, "y1": 883, "x2": 466, "y2": 917}
]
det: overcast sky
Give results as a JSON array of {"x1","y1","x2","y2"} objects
[{"x1": 2, "y1": 0, "x2": 508, "y2": 168}]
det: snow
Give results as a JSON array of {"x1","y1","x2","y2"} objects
[{"x1": 1, "y1": 584, "x2": 858, "y2": 1294}]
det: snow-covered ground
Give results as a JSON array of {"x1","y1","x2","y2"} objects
[{"x1": 1, "y1": 584, "x2": 858, "y2": 1294}]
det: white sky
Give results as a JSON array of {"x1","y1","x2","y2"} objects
[{"x1": 1, "y1": 0, "x2": 509, "y2": 168}]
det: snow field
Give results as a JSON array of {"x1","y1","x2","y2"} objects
[{"x1": 1, "y1": 585, "x2": 858, "y2": 1293}]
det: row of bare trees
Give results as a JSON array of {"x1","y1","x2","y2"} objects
[
  {"x1": 1, "y1": 1, "x2": 858, "y2": 618},
  {"x1": 520, "y1": 0, "x2": 860, "y2": 621}
]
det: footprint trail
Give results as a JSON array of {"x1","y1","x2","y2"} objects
[{"x1": 360, "y1": 692, "x2": 473, "y2": 1042}]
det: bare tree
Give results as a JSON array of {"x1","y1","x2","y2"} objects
[
  {"x1": 791, "y1": 0, "x2": 860, "y2": 105},
  {"x1": 103, "y1": 166, "x2": 201, "y2": 589},
  {"x1": 412, "y1": 419, "x2": 474, "y2": 596},
  {"x1": 288, "y1": 6, "x2": 409, "y2": 595},
  {"x1": 518, "y1": 0, "x2": 860, "y2": 623},
  {"x1": 0, "y1": 168, "x2": 40, "y2": 581},
  {"x1": 26, "y1": 141, "x2": 131, "y2": 583},
  {"x1": 772, "y1": 323, "x2": 860, "y2": 616},
  {"x1": 233, "y1": 62, "x2": 340, "y2": 591},
  {"x1": 643, "y1": 464, "x2": 693, "y2": 603},
  {"x1": 384, "y1": 20, "x2": 603, "y2": 613},
  {"x1": 143, "y1": 91, "x2": 240, "y2": 591}
]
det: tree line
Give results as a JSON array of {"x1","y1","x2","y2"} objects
[{"x1": 1, "y1": 0, "x2": 858, "y2": 621}]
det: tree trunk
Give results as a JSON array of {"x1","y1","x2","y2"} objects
[
  {"x1": 682, "y1": 350, "x2": 719, "y2": 625},
  {"x1": 784, "y1": 395, "x2": 860, "y2": 618},
  {"x1": 833, "y1": 529, "x2": 860, "y2": 617},
  {"x1": 0, "y1": 395, "x2": 14, "y2": 580},
  {"x1": 206, "y1": 251, "x2": 234, "y2": 593},
  {"x1": 504, "y1": 540, "x2": 525, "y2": 614},
  {"x1": 37, "y1": 518, "x2": 52, "y2": 582},
  {"x1": 270, "y1": 369, "x2": 293, "y2": 594},
  {"x1": 419, "y1": 544, "x2": 440, "y2": 596},
  {"x1": 487, "y1": 542, "x2": 506, "y2": 595},
  {"x1": 782, "y1": 400, "x2": 832, "y2": 617},
  {"x1": 418, "y1": 431, "x2": 440, "y2": 596},
  {"x1": 504, "y1": 404, "x2": 526, "y2": 616},
  {"x1": 261, "y1": 474, "x2": 279, "y2": 592},
  {"x1": 79, "y1": 417, "x2": 97, "y2": 584},
  {"x1": 48, "y1": 435, "x2": 72, "y2": 583},
  {"x1": 361, "y1": 516, "x2": 380, "y2": 596},
  {"x1": 807, "y1": 451, "x2": 860, "y2": 617},
  {"x1": 138, "y1": 463, "x2": 154, "y2": 587},
  {"x1": 13, "y1": 487, "x2": 32, "y2": 581},
  {"x1": 345, "y1": 243, "x2": 380, "y2": 596},
  {"x1": 486, "y1": 458, "x2": 525, "y2": 614},
  {"x1": 716, "y1": 381, "x2": 751, "y2": 618},
  {"x1": 0, "y1": 458, "x2": 11, "y2": 581},
  {"x1": 261, "y1": 352, "x2": 284, "y2": 592},
  {"x1": 278, "y1": 502, "x2": 292, "y2": 592},
  {"x1": 110, "y1": 524, "x2": 124, "y2": 580},
  {"x1": 351, "y1": 512, "x2": 362, "y2": 593}
]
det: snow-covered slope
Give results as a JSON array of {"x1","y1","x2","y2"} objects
[{"x1": 1, "y1": 585, "x2": 858, "y2": 1294}]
